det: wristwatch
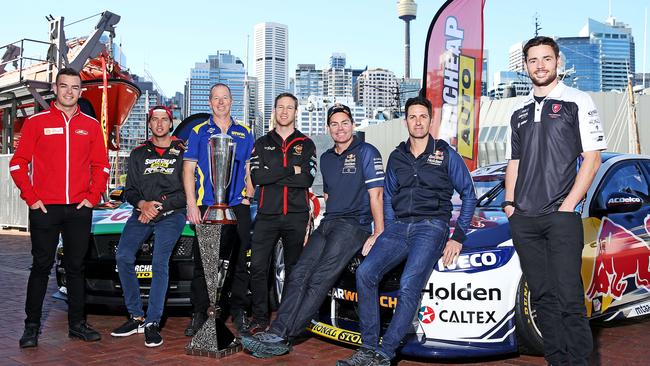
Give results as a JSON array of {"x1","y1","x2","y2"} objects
[
  {"x1": 244, "y1": 196, "x2": 254, "y2": 201},
  {"x1": 500, "y1": 200, "x2": 515, "y2": 209}
]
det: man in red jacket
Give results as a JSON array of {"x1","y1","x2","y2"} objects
[{"x1": 10, "y1": 67, "x2": 110, "y2": 348}]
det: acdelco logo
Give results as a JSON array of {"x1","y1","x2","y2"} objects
[{"x1": 608, "y1": 197, "x2": 642, "y2": 205}]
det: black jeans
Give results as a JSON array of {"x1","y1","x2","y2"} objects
[
  {"x1": 270, "y1": 219, "x2": 369, "y2": 339},
  {"x1": 250, "y1": 212, "x2": 309, "y2": 323},
  {"x1": 190, "y1": 204, "x2": 252, "y2": 315},
  {"x1": 26, "y1": 204, "x2": 92, "y2": 326},
  {"x1": 509, "y1": 211, "x2": 593, "y2": 366}
]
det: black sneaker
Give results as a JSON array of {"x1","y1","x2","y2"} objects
[
  {"x1": 110, "y1": 317, "x2": 144, "y2": 337},
  {"x1": 69, "y1": 321, "x2": 101, "y2": 342},
  {"x1": 336, "y1": 347, "x2": 376, "y2": 366},
  {"x1": 19, "y1": 323, "x2": 40, "y2": 348},
  {"x1": 231, "y1": 310, "x2": 250, "y2": 335},
  {"x1": 184, "y1": 312, "x2": 207, "y2": 337},
  {"x1": 144, "y1": 322, "x2": 163, "y2": 347}
]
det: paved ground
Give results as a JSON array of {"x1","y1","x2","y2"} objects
[{"x1": 1, "y1": 231, "x2": 649, "y2": 365}]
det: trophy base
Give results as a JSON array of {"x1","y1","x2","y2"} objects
[
  {"x1": 203, "y1": 204, "x2": 237, "y2": 224},
  {"x1": 185, "y1": 311, "x2": 241, "y2": 358}
]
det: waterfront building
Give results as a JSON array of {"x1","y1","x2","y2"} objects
[{"x1": 254, "y1": 22, "x2": 289, "y2": 132}]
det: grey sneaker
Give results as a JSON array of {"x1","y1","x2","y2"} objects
[
  {"x1": 371, "y1": 351, "x2": 391, "y2": 366},
  {"x1": 336, "y1": 347, "x2": 376, "y2": 366},
  {"x1": 241, "y1": 331, "x2": 289, "y2": 357}
]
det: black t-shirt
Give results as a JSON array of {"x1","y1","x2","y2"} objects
[{"x1": 506, "y1": 82, "x2": 607, "y2": 216}]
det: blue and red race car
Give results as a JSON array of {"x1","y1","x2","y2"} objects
[{"x1": 308, "y1": 153, "x2": 650, "y2": 358}]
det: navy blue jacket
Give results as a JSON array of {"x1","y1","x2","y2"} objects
[{"x1": 384, "y1": 136, "x2": 477, "y2": 243}]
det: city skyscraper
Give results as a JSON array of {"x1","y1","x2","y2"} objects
[
  {"x1": 323, "y1": 52, "x2": 353, "y2": 99},
  {"x1": 119, "y1": 74, "x2": 160, "y2": 152},
  {"x1": 295, "y1": 64, "x2": 323, "y2": 101},
  {"x1": 508, "y1": 41, "x2": 525, "y2": 73},
  {"x1": 187, "y1": 51, "x2": 245, "y2": 119},
  {"x1": 558, "y1": 17, "x2": 634, "y2": 92},
  {"x1": 357, "y1": 68, "x2": 399, "y2": 118},
  {"x1": 254, "y1": 22, "x2": 288, "y2": 132}
]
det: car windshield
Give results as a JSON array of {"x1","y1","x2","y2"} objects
[{"x1": 452, "y1": 174, "x2": 505, "y2": 208}]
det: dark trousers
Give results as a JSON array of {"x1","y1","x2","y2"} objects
[
  {"x1": 26, "y1": 204, "x2": 92, "y2": 326},
  {"x1": 509, "y1": 211, "x2": 593, "y2": 366},
  {"x1": 270, "y1": 219, "x2": 369, "y2": 339},
  {"x1": 250, "y1": 212, "x2": 309, "y2": 323},
  {"x1": 190, "y1": 204, "x2": 251, "y2": 314}
]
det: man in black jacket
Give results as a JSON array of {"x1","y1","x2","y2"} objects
[
  {"x1": 110, "y1": 106, "x2": 186, "y2": 348},
  {"x1": 247, "y1": 92, "x2": 317, "y2": 333}
]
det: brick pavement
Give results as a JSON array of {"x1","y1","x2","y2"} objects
[{"x1": 1, "y1": 231, "x2": 648, "y2": 365}]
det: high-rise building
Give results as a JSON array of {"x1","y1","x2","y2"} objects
[
  {"x1": 295, "y1": 64, "x2": 323, "y2": 101},
  {"x1": 244, "y1": 76, "x2": 261, "y2": 136},
  {"x1": 329, "y1": 53, "x2": 346, "y2": 69},
  {"x1": 352, "y1": 67, "x2": 367, "y2": 102},
  {"x1": 323, "y1": 53, "x2": 353, "y2": 99},
  {"x1": 557, "y1": 17, "x2": 634, "y2": 92},
  {"x1": 488, "y1": 71, "x2": 532, "y2": 99},
  {"x1": 482, "y1": 51, "x2": 489, "y2": 96},
  {"x1": 357, "y1": 68, "x2": 399, "y2": 118},
  {"x1": 254, "y1": 22, "x2": 289, "y2": 132},
  {"x1": 119, "y1": 74, "x2": 160, "y2": 153},
  {"x1": 398, "y1": 78, "x2": 421, "y2": 112},
  {"x1": 323, "y1": 67, "x2": 353, "y2": 99},
  {"x1": 187, "y1": 51, "x2": 245, "y2": 119},
  {"x1": 508, "y1": 41, "x2": 525, "y2": 73},
  {"x1": 297, "y1": 96, "x2": 365, "y2": 136}
]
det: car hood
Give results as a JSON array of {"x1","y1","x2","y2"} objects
[
  {"x1": 450, "y1": 206, "x2": 511, "y2": 250},
  {"x1": 91, "y1": 203, "x2": 194, "y2": 236}
]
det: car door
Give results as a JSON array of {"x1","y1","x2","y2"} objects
[{"x1": 583, "y1": 159, "x2": 650, "y2": 318}]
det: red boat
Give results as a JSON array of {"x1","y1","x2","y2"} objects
[{"x1": 0, "y1": 11, "x2": 140, "y2": 152}]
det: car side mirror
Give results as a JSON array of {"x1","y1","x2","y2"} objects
[{"x1": 606, "y1": 192, "x2": 642, "y2": 213}]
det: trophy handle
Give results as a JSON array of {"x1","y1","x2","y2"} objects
[{"x1": 226, "y1": 141, "x2": 236, "y2": 188}]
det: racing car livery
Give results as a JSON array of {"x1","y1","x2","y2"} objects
[{"x1": 308, "y1": 153, "x2": 650, "y2": 358}]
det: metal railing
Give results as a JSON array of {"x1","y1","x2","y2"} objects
[
  {"x1": 0, "y1": 154, "x2": 28, "y2": 229},
  {"x1": 0, "y1": 38, "x2": 55, "y2": 86}
]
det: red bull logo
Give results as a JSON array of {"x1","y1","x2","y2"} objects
[{"x1": 585, "y1": 216, "x2": 650, "y2": 302}]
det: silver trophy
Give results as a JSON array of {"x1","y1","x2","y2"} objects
[
  {"x1": 187, "y1": 133, "x2": 241, "y2": 358},
  {"x1": 203, "y1": 133, "x2": 237, "y2": 224}
]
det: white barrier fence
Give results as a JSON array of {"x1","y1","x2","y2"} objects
[{"x1": 0, "y1": 154, "x2": 28, "y2": 229}]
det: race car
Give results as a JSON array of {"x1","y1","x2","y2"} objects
[{"x1": 308, "y1": 153, "x2": 650, "y2": 358}]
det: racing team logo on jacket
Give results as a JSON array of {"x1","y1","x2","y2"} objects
[
  {"x1": 75, "y1": 129, "x2": 89, "y2": 136},
  {"x1": 343, "y1": 154, "x2": 356, "y2": 174},
  {"x1": 585, "y1": 216, "x2": 650, "y2": 313},
  {"x1": 552, "y1": 103, "x2": 562, "y2": 113},
  {"x1": 293, "y1": 144, "x2": 303, "y2": 155},
  {"x1": 426, "y1": 149, "x2": 444, "y2": 166}
]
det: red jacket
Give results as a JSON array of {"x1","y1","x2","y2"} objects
[{"x1": 10, "y1": 101, "x2": 110, "y2": 206}]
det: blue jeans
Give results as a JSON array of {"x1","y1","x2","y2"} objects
[
  {"x1": 270, "y1": 218, "x2": 369, "y2": 338},
  {"x1": 356, "y1": 218, "x2": 448, "y2": 359},
  {"x1": 116, "y1": 211, "x2": 186, "y2": 324}
]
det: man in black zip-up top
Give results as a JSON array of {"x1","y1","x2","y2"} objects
[
  {"x1": 338, "y1": 97, "x2": 477, "y2": 366},
  {"x1": 505, "y1": 37, "x2": 606, "y2": 366},
  {"x1": 110, "y1": 106, "x2": 186, "y2": 348},
  {"x1": 247, "y1": 92, "x2": 317, "y2": 333}
]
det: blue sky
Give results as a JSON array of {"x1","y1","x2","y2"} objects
[{"x1": 1, "y1": 0, "x2": 648, "y2": 95}]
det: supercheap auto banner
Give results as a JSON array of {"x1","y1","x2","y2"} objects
[{"x1": 423, "y1": 0, "x2": 484, "y2": 171}]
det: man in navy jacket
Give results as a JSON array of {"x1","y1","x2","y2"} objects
[{"x1": 338, "y1": 96, "x2": 477, "y2": 366}]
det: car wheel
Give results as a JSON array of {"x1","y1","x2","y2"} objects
[
  {"x1": 269, "y1": 239, "x2": 285, "y2": 311},
  {"x1": 514, "y1": 275, "x2": 544, "y2": 355}
]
